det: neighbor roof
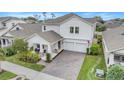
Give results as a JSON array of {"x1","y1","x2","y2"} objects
[
  {"x1": 8, "y1": 23, "x2": 63, "y2": 43},
  {"x1": 104, "y1": 22, "x2": 122, "y2": 29},
  {"x1": 0, "y1": 17, "x2": 20, "y2": 23},
  {"x1": 103, "y1": 26, "x2": 124, "y2": 52},
  {"x1": 42, "y1": 13, "x2": 95, "y2": 25}
]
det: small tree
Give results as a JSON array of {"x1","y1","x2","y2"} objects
[
  {"x1": 106, "y1": 64, "x2": 124, "y2": 80},
  {"x1": 46, "y1": 53, "x2": 51, "y2": 63},
  {"x1": 90, "y1": 44, "x2": 100, "y2": 55},
  {"x1": 96, "y1": 24, "x2": 106, "y2": 32},
  {"x1": 12, "y1": 39, "x2": 28, "y2": 53}
]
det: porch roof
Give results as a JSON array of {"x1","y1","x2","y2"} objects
[
  {"x1": 38, "y1": 30, "x2": 63, "y2": 43},
  {"x1": 115, "y1": 49, "x2": 124, "y2": 55}
]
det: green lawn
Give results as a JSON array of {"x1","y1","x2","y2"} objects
[
  {"x1": 77, "y1": 54, "x2": 106, "y2": 80},
  {"x1": 77, "y1": 41, "x2": 107, "y2": 80},
  {"x1": 0, "y1": 71, "x2": 16, "y2": 80},
  {"x1": 5, "y1": 55, "x2": 45, "y2": 71}
]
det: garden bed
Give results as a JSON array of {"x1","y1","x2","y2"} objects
[{"x1": 5, "y1": 54, "x2": 45, "y2": 71}]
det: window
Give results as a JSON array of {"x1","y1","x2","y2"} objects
[
  {"x1": 3, "y1": 23, "x2": 6, "y2": 27},
  {"x1": 114, "y1": 54, "x2": 121, "y2": 61},
  {"x1": 107, "y1": 58, "x2": 109, "y2": 64},
  {"x1": 42, "y1": 45, "x2": 45, "y2": 49},
  {"x1": 75, "y1": 27, "x2": 79, "y2": 34},
  {"x1": 3, "y1": 39, "x2": 6, "y2": 45},
  {"x1": 12, "y1": 23, "x2": 15, "y2": 26},
  {"x1": 70, "y1": 27, "x2": 74, "y2": 33},
  {"x1": 16, "y1": 27, "x2": 20, "y2": 30},
  {"x1": 44, "y1": 26, "x2": 46, "y2": 30}
]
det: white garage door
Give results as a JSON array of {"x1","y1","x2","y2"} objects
[{"x1": 64, "y1": 42, "x2": 87, "y2": 53}]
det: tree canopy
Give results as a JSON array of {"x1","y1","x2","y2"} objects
[
  {"x1": 106, "y1": 64, "x2": 124, "y2": 80},
  {"x1": 12, "y1": 39, "x2": 28, "y2": 53}
]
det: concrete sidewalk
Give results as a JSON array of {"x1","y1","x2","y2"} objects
[{"x1": 1, "y1": 61, "x2": 62, "y2": 80}]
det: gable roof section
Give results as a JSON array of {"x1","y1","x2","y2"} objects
[
  {"x1": 103, "y1": 26, "x2": 124, "y2": 52},
  {"x1": 42, "y1": 13, "x2": 95, "y2": 25},
  {"x1": 8, "y1": 23, "x2": 63, "y2": 43}
]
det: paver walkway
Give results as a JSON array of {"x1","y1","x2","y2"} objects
[{"x1": 1, "y1": 61, "x2": 61, "y2": 80}]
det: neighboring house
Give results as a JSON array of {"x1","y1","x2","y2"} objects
[
  {"x1": 0, "y1": 17, "x2": 26, "y2": 48},
  {"x1": 0, "y1": 17, "x2": 26, "y2": 29},
  {"x1": 104, "y1": 20, "x2": 123, "y2": 30},
  {"x1": 2, "y1": 13, "x2": 96, "y2": 60},
  {"x1": 103, "y1": 26, "x2": 124, "y2": 67}
]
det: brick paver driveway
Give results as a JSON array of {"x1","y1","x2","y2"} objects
[{"x1": 42, "y1": 50, "x2": 85, "y2": 80}]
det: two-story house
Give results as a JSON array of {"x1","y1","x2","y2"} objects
[
  {"x1": 2, "y1": 13, "x2": 96, "y2": 60},
  {"x1": 0, "y1": 17, "x2": 26, "y2": 48}
]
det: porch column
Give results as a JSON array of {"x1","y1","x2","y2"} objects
[{"x1": 48, "y1": 45, "x2": 52, "y2": 53}]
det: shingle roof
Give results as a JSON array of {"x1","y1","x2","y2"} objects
[
  {"x1": 103, "y1": 26, "x2": 124, "y2": 52},
  {"x1": 84, "y1": 18, "x2": 98, "y2": 24},
  {"x1": 104, "y1": 22, "x2": 122, "y2": 29},
  {"x1": 0, "y1": 17, "x2": 20, "y2": 23},
  {"x1": 38, "y1": 30, "x2": 63, "y2": 43},
  {"x1": 42, "y1": 13, "x2": 95, "y2": 25},
  {"x1": 9, "y1": 23, "x2": 63, "y2": 43}
]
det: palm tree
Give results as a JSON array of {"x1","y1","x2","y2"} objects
[
  {"x1": 51, "y1": 13, "x2": 56, "y2": 19},
  {"x1": 33, "y1": 14, "x2": 41, "y2": 21},
  {"x1": 42, "y1": 12, "x2": 47, "y2": 22}
]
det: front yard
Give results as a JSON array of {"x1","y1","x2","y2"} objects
[
  {"x1": 5, "y1": 54, "x2": 45, "y2": 71},
  {"x1": 0, "y1": 71, "x2": 16, "y2": 80}
]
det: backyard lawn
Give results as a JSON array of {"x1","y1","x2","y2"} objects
[
  {"x1": 0, "y1": 71, "x2": 16, "y2": 80},
  {"x1": 5, "y1": 55, "x2": 45, "y2": 71}
]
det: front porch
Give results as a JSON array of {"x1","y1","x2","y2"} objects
[
  {"x1": 33, "y1": 39, "x2": 64, "y2": 61},
  {"x1": 0, "y1": 38, "x2": 13, "y2": 48}
]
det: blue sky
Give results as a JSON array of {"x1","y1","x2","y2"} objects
[{"x1": 0, "y1": 12, "x2": 124, "y2": 20}]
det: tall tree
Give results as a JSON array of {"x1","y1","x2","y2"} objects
[
  {"x1": 51, "y1": 13, "x2": 56, "y2": 19},
  {"x1": 33, "y1": 14, "x2": 41, "y2": 21},
  {"x1": 42, "y1": 12, "x2": 47, "y2": 21}
]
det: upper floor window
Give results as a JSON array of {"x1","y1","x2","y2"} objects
[
  {"x1": 70, "y1": 27, "x2": 74, "y2": 33},
  {"x1": 16, "y1": 27, "x2": 20, "y2": 31},
  {"x1": 12, "y1": 23, "x2": 15, "y2": 27},
  {"x1": 3, "y1": 23, "x2": 6, "y2": 27},
  {"x1": 75, "y1": 27, "x2": 79, "y2": 34},
  {"x1": 44, "y1": 26, "x2": 46, "y2": 30}
]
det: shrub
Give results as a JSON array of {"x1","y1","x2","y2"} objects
[
  {"x1": 90, "y1": 44, "x2": 100, "y2": 55},
  {"x1": 96, "y1": 24, "x2": 106, "y2": 32},
  {"x1": 97, "y1": 35, "x2": 102, "y2": 44},
  {"x1": 106, "y1": 64, "x2": 124, "y2": 80},
  {"x1": 46, "y1": 53, "x2": 51, "y2": 63},
  {"x1": 3, "y1": 47, "x2": 16, "y2": 56},
  {"x1": 12, "y1": 39, "x2": 28, "y2": 53},
  {"x1": 18, "y1": 51, "x2": 40, "y2": 63}
]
